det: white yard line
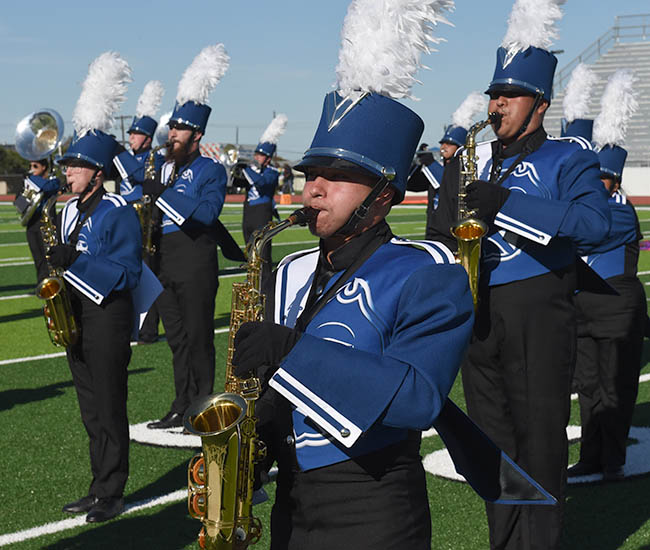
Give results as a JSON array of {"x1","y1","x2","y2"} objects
[
  {"x1": 0, "y1": 293, "x2": 32, "y2": 301},
  {"x1": 0, "y1": 328, "x2": 231, "y2": 366},
  {"x1": 0, "y1": 489, "x2": 187, "y2": 546}
]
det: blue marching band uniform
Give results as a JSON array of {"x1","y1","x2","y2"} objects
[
  {"x1": 428, "y1": 41, "x2": 620, "y2": 549},
  {"x1": 113, "y1": 114, "x2": 165, "y2": 343},
  {"x1": 242, "y1": 139, "x2": 281, "y2": 284},
  {"x1": 55, "y1": 127, "x2": 160, "y2": 521},
  {"x1": 147, "y1": 99, "x2": 228, "y2": 425},
  {"x1": 114, "y1": 114, "x2": 165, "y2": 203}
]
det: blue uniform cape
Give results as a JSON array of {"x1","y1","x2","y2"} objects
[
  {"x1": 155, "y1": 155, "x2": 227, "y2": 235},
  {"x1": 244, "y1": 164, "x2": 279, "y2": 206},
  {"x1": 468, "y1": 136, "x2": 611, "y2": 286}
]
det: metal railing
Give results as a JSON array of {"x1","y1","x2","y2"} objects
[{"x1": 555, "y1": 14, "x2": 650, "y2": 91}]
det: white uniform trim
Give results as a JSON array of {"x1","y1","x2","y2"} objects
[
  {"x1": 270, "y1": 368, "x2": 362, "y2": 448},
  {"x1": 113, "y1": 156, "x2": 129, "y2": 181},
  {"x1": 422, "y1": 165, "x2": 441, "y2": 189},
  {"x1": 390, "y1": 237, "x2": 456, "y2": 263},
  {"x1": 494, "y1": 211, "x2": 552, "y2": 245},
  {"x1": 63, "y1": 270, "x2": 104, "y2": 304},
  {"x1": 548, "y1": 135, "x2": 593, "y2": 150},
  {"x1": 156, "y1": 196, "x2": 185, "y2": 225}
]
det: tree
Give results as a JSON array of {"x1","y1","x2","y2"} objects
[{"x1": 0, "y1": 146, "x2": 29, "y2": 175}]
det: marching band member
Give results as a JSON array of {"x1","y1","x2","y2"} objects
[
  {"x1": 570, "y1": 69, "x2": 646, "y2": 481},
  {"x1": 429, "y1": 0, "x2": 612, "y2": 547},
  {"x1": 113, "y1": 80, "x2": 166, "y2": 344},
  {"x1": 52, "y1": 52, "x2": 143, "y2": 523},
  {"x1": 19, "y1": 158, "x2": 61, "y2": 281},
  {"x1": 114, "y1": 80, "x2": 165, "y2": 203},
  {"x1": 242, "y1": 114, "x2": 288, "y2": 283},
  {"x1": 146, "y1": 45, "x2": 229, "y2": 430},
  {"x1": 408, "y1": 91, "x2": 487, "y2": 239},
  {"x1": 232, "y1": 2, "x2": 473, "y2": 548}
]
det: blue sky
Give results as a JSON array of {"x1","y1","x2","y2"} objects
[{"x1": 2, "y1": 1, "x2": 649, "y2": 161}]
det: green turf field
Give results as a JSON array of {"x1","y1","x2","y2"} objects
[{"x1": 1, "y1": 201, "x2": 649, "y2": 549}]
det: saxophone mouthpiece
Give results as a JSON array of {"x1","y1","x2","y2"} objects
[
  {"x1": 489, "y1": 112, "x2": 502, "y2": 131},
  {"x1": 289, "y1": 207, "x2": 318, "y2": 227}
]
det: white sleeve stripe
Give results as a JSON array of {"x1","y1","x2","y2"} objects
[
  {"x1": 113, "y1": 156, "x2": 128, "y2": 180},
  {"x1": 269, "y1": 376, "x2": 360, "y2": 449},
  {"x1": 494, "y1": 212, "x2": 552, "y2": 245},
  {"x1": 422, "y1": 166, "x2": 441, "y2": 189},
  {"x1": 156, "y1": 197, "x2": 185, "y2": 225},
  {"x1": 271, "y1": 368, "x2": 362, "y2": 447},
  {"x1": 104, "y1": 194, "x2": 126, "y2": 207},
  {"x1": 63, "y1": 271, "x2": 104, "y2": 304},
  {"x1": 243, "y1": 169, "x2": 255, "y2": 186}
]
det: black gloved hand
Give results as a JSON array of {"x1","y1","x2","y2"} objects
[
  {"x1": 233, "y1": 321, "x2": 301, "y2": 378},
  {"x1": 465, "y1": 180, "x2": 511, "y2": 222},
  {"x1": 141, "y1": 179, "x2": 166, "y2": 197},
  {"x1": 48, "y1": 244, "x2": 81, "y2": 269}
]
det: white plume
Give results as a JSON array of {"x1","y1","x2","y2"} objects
[
  {"x1": 260, "y1": 113, "x2": 288, "y2": 144},
  {"x1": 562, "y1": 64, "x2": 597, "y2": 122},
  {"x1": 451, "y1": 91, "x2": 487, "y2": 129},
  {"x1": 72, "y1": 51, "x2": 132, "y2": 136},
  {"x1": 593, "y1": 69, "x2": 639, "y2": 149},
  {"x1": 176, "y1": 44, "x2": 230, "y2": 106},
  {"x1": 502, "y1": 0, "x2": 565, "y2": 59},
  {"x1": 155, "y1": 111, "x2": 172, "y2": 146},
  {"x1": 135, "y1": 80, "x2": 164, "y2": 118},
  {"x1": 336, "y1": 0, "x2": 455, "y2": 100}
]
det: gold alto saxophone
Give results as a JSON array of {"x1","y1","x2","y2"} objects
[
  {"x1": 132, "y1": 144, "x2": 168, "y2": 256},
  {"x1": 451, "y1": 113, "x2": 499, "y2": 309},
  {"x1": 184, "y1": 207, "x2": 316, "y2": 550},
  {"x1": 36, "y1": 192, "x2": 79, "y2": 347}
]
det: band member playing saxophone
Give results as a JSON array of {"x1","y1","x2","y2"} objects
[
  {"x1": 113, "y1": 80, "x2": 166, "y2": 344},
  {"x1": 429, "y1": 1, "x2": 612, "y2": 547},
  {"x1": 53, "y1": 52, "x2": 144, "y2": 523},
  {"x1": 230, "y1": 2, "x2": 473, "y2": 548}
]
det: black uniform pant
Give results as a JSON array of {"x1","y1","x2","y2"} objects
[
  {"x1": 157, "y1": 231, "x2": 218, "y2": 415},
  {"x1": 66, "y1": 290, "x2": 133, "y2": 499},
  {"x1": 573, "y1": 277, "x2": 646, "y2": 470},
  {"x1": 243, "y1": 202, "x2": 273, "y2": 285},
  {"x1": 25, "y1": 218, "x2": 49, "y2": 282},
  {"x1": 462, "y1": 268, "x2": 576, "y2": 550},
  {"x1": 271, "y1": 434, "x2": 430, "y2": 550}
]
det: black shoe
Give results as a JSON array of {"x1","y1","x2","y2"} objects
[
  {"x1": 603, "y1": 466, "x2": 624, "y2": 481},
  {"x1": 137, "y1": 336, "x2": 158, "y2": 345},
  {"x1": 86, "y1": 497, "x2": 124, "y2": 523},
  {"x1": 62, "y1": 495, "x2": 98, "y2": 514},
  {"x1": 567, "y1": 462, "x2": 601, "y2": 477},
  {"x1": 147, "y1": 411, "x2": 183, "y2": 429}
]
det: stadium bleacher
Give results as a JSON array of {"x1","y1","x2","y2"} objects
[{"x1": 545, "y1": 14, "x2": 650, "y2": 168}]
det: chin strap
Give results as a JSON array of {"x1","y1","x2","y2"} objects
[
  {"x1": 334, "y1": 168, "x2": 396, "y2": 238},
  {"x1": 79, "y1": 168, "x2": 100, "y2": 201},
  {"x1": 514, "y1": 93, "x2": 543, "y2": 139}
]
